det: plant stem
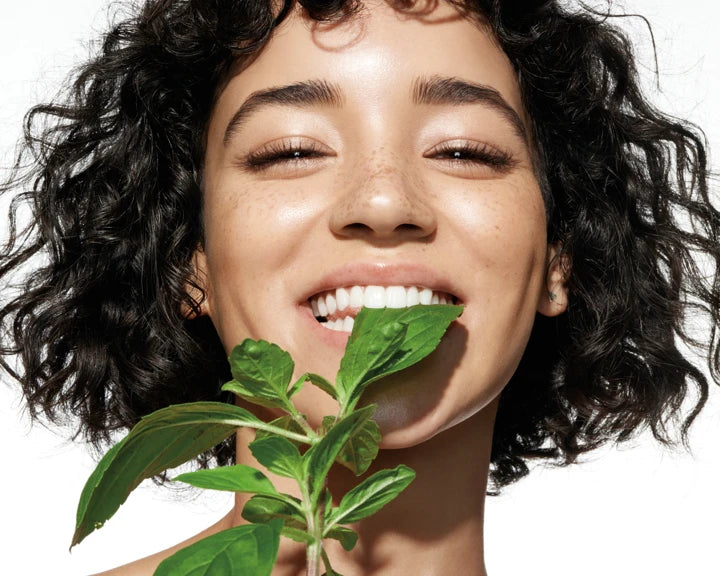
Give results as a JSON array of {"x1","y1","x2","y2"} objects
[
  {"x1": 306, "y1": 540, "x2": 322, "y2": 576},
  {"x1": 288, "y1": 408, "x2": 318, "y2": 440},
  {"x1": 305, "y1": 507, "x2": 324, "y2": 576},
  {"x1": 300, "y1": 477, "x2": 324, "y2": 576},
  {"x1": 253, "y1": 421, "x2": 313, "y2": 444}
]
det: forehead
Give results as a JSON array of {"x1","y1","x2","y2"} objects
[{"x1": 210, "y1": 1, "x2": 525, "y2": 129}]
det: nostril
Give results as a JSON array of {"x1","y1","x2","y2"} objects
[
  {"x1": 395, "y1": 223, "x2": 422, "y2": 233},
  {"x1": 337, "y1": 222, "x2": 434, "y2": 241},
  {"x1": 344, "y1": 222, "x2": 373, "y2": 233}
]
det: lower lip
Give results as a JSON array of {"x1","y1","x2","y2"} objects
[{"x1": 299, "y1": 305, "x2": 352, "y2": 349}]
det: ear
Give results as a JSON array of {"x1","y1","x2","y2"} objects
[
  {"x1": 181, "y1": 248, "x2": 212, "y2": 319},
  {"x1": 537, "y1": 243, "x2": 569, "y2": 317}
]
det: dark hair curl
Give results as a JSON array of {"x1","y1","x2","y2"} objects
[{"x1": 1, "y1": 0, "x2": 718, "y2": 490}]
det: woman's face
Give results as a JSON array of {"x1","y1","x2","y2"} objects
[{"x1": 197, "y1": 0, "x2": 566, "y2": 447}]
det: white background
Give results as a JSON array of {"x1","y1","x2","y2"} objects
[{"x1": 1, "y1": 1, "x2": 718, "y2": 575}]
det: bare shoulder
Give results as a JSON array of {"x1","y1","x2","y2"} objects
[{"x1": 90, "y1": 511, "x2": 235, "y2": 576}]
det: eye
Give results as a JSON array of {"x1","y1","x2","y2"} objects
[
  {"x1": 425, "y1": 140, "x2": 516, "y2": 173},
  {"x1": 238, "y1": 137, "x2": 334, "y2": 172}
]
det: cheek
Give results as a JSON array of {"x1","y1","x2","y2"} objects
[
  {"x1": 455, "y1": 180, "x2": 548, "y2": 386},
  {"x1": 447, "y1": 178, "x2": 547, "y2": 276},
  {"x1": 202, "y1": 175, "x2": 324, "y2": 276},
  {"x1": 198, "y1": 169, "x2": 336, "y2": 351}
]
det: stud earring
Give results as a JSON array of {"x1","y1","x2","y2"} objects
[{"x1": 548, "y1": 290, "x2": 557, "y2": 302}]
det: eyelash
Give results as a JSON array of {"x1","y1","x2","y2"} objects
[
  {"x1": 239, "y1": 139, "x2": 516, "y2": 173},
  {"x1": 241, "y1": 140, "x2": 328, "y2": 171},
  {"x1": 425, "y1": 141, "x2": 516, "y2": 171}
]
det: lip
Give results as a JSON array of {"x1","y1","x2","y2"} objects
[{"x1": 300, "y1": 262, "x2": 465, "y2": 304}]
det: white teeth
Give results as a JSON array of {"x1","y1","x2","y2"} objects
[
  {"x1": 406, "y1": 286, "x2": 419, "y2": 306},
  {"x1": 336, "y1": 287, "x2": 350, "y2": 311},
  {"x1": 386, "y1": 285, "x2": 407, "y2": 308},
  {"x1": 324, "y1": 317, "x2": 355, "y2": 333},
  {"x1": 318, "y1": 295, "x2": 328, "y2": 317},
  {"x1": 326, "y1": 293, "x2": 337, "y2": 315},
  {"x1": 349, "y1": 285, "x2": 364, "y2": 308},
  {"x1": 310, "y1": 285, "x2": 455, "y2": 329},
  {"x1": 364, "y1": 285, "x2": 386, "y2": 308}
]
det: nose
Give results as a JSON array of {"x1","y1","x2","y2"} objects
[{"x1": 329, "y1": 149, "x2": 437, "y2": 242}]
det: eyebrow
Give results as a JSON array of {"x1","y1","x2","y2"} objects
[
  {"x1": 223, "y1": 75, "x2": 527, "y2": 145},
  {"x1": 411, "y1": 75, "x2": 527, "y2": 142},
  {"x1": 223, "y1": 80, "x2": 344, "y2": 144}
]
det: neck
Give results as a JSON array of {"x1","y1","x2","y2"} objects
[{"x1": 232, "y1": 402, "x2": 496, "y2": 576}]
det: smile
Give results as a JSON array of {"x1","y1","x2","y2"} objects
[{"x1": 309, "y1": 285, "x2": 458, "y2": 332}]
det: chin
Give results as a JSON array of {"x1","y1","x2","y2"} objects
[
  {"x1": 373, "y1": 395, "x2": 502, "y2": 453},
  {"x1": 360, "y1": 383, "x2": 494, "y2": 450},
  {"x1": 375, "y1": 418, "x2": 447, "y2": 450}
]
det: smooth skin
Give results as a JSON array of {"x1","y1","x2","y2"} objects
[{"x1": 97, "y1": 1, "x2": 568, "y2": 574}]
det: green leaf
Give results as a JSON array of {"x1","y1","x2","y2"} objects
[
  {"x1": 73, "y1": 435, "x2": 128, "y2": 535},
  {"x1": 290, "y1": 372, "x2": 338, "y2": 400},
  {"x1": 321, "y1": 416, "x2": 381, "y2": 475},
  {"x1": 154, "y1": 521, "x2": 282, "y2": 576},
  {"x1": 241, "y1": 495, "x2": 306, "y2": 531},
  {"x1": 336, "y1": 418, "x2": 381, "y2": 475},
  {"x1": 327, "y1": 465, "x2": 416, "y2": 526},
  {"x1": 286, "y1": 374, "x2": 305, "y2": 399},
  {"x1": 325, "y1": 525, "x2": 359, "y2": 551},
  {"x1": 253, "y1": 415, "x2": 306, "y2": 444},
  {"x1": 73, "y1": 402, "x2": 265, "y2": 547},
  {"x1": 319, "y1": 415, "x2": 337, "y2": 436},
  {"x1": 337, "y1": 305, "x2": 463, "y2": 409},
  {"x1": 173, "y1": 464, "x2": 278, "y2": 496},
  {"x1": 280, "y1": 526, "x2": 315, "y2": 545},
  {"x1": 249, "y1": 436, "x2": 304, "y2": 481},
  {"x1": 321, "y1": 546, "x2": 346, "y2": 576},
  {"x1": 304, "y1": 405, "x2": 375, "y2": 506},
  {"x1": 224, "y1": 339, "x2": 295, "y2": 412},
  {"x1": 335, "y1": 314, "x2": 407, "y2": 403},
  {"x1": 376, "y1": 305, "x2": 462, "y2": 374}
]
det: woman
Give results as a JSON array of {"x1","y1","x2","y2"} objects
[{"x1": 1, "y1": 0, "x2": 718, "y2": 574}]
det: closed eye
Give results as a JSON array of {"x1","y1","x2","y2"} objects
[
  {"x1": 425, "y1": 140, "x2": 516, "y2": 172},
  {"x1": 239, "y1": 137, "x2": 334, "y2": 172}
]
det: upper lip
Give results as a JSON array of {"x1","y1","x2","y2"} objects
[{"x1": 301, "y1": 262, "x2": 465, "y2": 303}]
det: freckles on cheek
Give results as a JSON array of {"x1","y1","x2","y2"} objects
[
  {"x1": 205, "y1": 183, "x2": 279, "y2": 236},
  {"x1": 204, "y1": 179, "x2": 327, "y2": 271},
  {"x1": 453, "y1": 185, "x2": 546, "y2": 285}
]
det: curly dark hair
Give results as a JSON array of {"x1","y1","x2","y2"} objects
[{"x1": 1, "y1": 0, "x2": 718, "y2": 491}]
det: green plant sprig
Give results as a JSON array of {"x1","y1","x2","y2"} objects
[{"x1": 72, "y1": 304, "x2": 462, "y2": 575}]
